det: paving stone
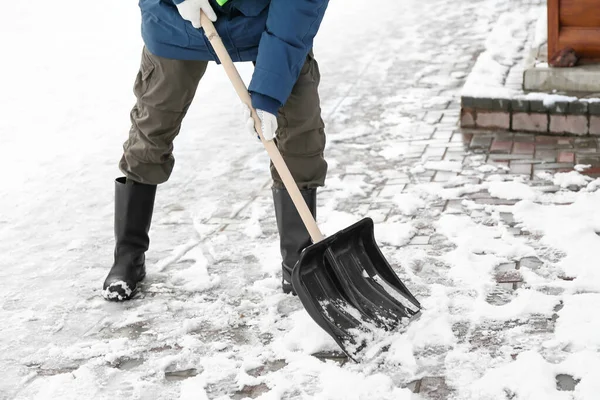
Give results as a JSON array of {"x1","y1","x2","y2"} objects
[
  {"x1": 474, "y1": 198, "x2": 519, "y2": 205},
  {"x1": 476, "y1": 111, "x2": 511, "y2": 130},
  {"x1": 547, "y1": 101, "x2": 569, "y2": 114},
  {"x1": 536, "y1": 135, "x2": 560, "y2": 143},
  {"x1": 452, "y1": 132, "x2": 473, "y2": 144},
  {"x1": 490, "y1": 140, "x2": 513, "y2": 153},
  {"x1": 588, "y1": 102, "x2": 600, "y2": 116},
  {"x1": 165, "y1": 369, "x2": 199, "y2": 381},
  {"x1": 498, "y1": 282, "x2": 516, "y2": 291},
  {"x1": 573, "y1": 137, "x2": 597, "y2": 149},
  {"x1": 513, "y1": 113, "x2": 548, "y2": 133},
  {"x1": 424, "y1": 146, "x2": 448, "y2": 158},
  {"x1": 489, "y1": 154, "x2": 538, "y2": 161},
  {"x1": 247, "y1": 360, "x2": 287, "y2": 378},
  {"x1": 535, "y1": 185, "x2": 561, "y2": 193},
  {"x1": 444, "y1": 152, "x2": 466, "y2": 162},
  {"x1": 507, "y1": 227, "x2": 524, "y2": 236},
  {"x1": 576, "y1": 155, "x2": 600, "y2": 165},
  {"x1": 533, "y1": 163, "x2": 574, "y2": 171},
  {"x1": 589, "y1": 116, "x2": 600, "y2": 136},
  {"x1": 511, "y1": 98, "x2": 529, "y2": 112},
  {"x1": 470, "y1": 135, "x2": 493, "y2": 149},
  {"x1": 556, "y1": 375, "x2": 580, "y2": 391},
  {"x1": 410, "y1": 236, "x2": 431, "y2": 245},
  {"x1": 549, "y1": 115, "x2": 589, "y2": 136},
  {"x1": 233, "y1": 384, "x2": 270, "y2": 399},
  {"x1": 445, "y1": 200, "x2": 464, "y2": 213},
  {"x1": 535, "y1": 149, "x2": 557, "y2": 162},
  {"x1": 496, "y1": 269, "x2": 523, "y2": 283},
  {"x1": 418, "y1": 377, "x2": 454, "y2": 399},
  {"x1": 434, "y1": 171, "x2": 458, "y2": 182},
  {"x1": 513, "y1": 142, "x2": 535, "y2": 155},
  {"x1": 518, "y1": 258, "x2": 543, "y2": 271},
  {"x1": 513, "y1": 133, "x2": 536, "y2": 142},
  {"x1": 406, "y1": 380, "x2": 421, "y2": 393},
  {"x1": 492, "y1": 132, "x2": 514, "y2": 140},
  {"x1": 529, "y1": 100, "x2": 547, "y2": 113},
  {"x1": 568, "y1": 101, "x2": 588, "y2": 115},
  {"x1": 509, "y1": 163, "x2": 532, "y2": 176},
  {"x1": 511, "y1": 158, "x2": 542, "y2": 164},
  {"x1": 499, "y1": 212, "x2": 516, "y2": 226},
  {"x1": 379, "y1": 184, "x2": 407, "y2": 198},
  {"x1": 491, "y1": 98, "x2": 511, "y2": 111},
  {"x1": 486, "y1": 286, "x2": 515, "y2": 305},
  {"x1": 557, "y1": 152, "x2": 575, "y2": 163},
  {"x1": 534, "y1": 141, "x2": 574, "y2": 150}
]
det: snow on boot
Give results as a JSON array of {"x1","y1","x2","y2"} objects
[
  {"x1": 273, "y1": 187, "x2": 316, "y2": 295},
  {"x1": 103, "y1": 177, "x2": 156, "y2": 301}
]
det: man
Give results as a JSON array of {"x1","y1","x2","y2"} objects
[{"x1": 102, "y1": 0, "x2": 330, "y2": 301}]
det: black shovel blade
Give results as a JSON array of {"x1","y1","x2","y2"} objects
[{"x1": 291, "y1": 217, "x2": 421, "y2": 358}]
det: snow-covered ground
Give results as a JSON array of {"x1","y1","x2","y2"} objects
[{"x1": 2, "y1": 0, "x2": 600, "y2": 399}]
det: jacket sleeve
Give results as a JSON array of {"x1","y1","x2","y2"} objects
[{"x1": 248, "y1": 0, "x2": 329, "y2": 115}]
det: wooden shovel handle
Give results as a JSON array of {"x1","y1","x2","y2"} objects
[{"x1": 200, "y1": 12, "x2": 325, "y2": 243}]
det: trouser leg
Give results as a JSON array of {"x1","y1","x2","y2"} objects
[
  {"x1": 119, "y1": 47, "x2": 209, "y2": 185},
  {"x1": 271, "y1": 52, "x2": 327, "y2": 293},
  {"x1": 271, "y1": 51, "x2": 327, "y2": 189}
]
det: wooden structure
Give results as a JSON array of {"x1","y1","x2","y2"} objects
[{"x1": 548, "y1": 0, "x2": 600, "y2": 61}]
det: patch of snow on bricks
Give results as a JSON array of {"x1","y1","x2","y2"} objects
[
  {"x1": 393, "y1": 193, "x2": 426, "y2": 215},
  {"x1": 574, "y1": 164, "x2": 591, "y2": 172},
  {"x1": 376, "y1": 222, "x2": 415, "y2": 247},
  {"x1": 276, "y1": 310, "x2": 339, "y2": 354},
  {"x1": 466, "y1": 351, "x2": 573, "y2": 399},
  {"x1": 523, "y1": 92, "x2": 578, "y2": 107},
  {"x1": 552, "y1": 171, "x2": 592, "y2": 188},
  {"x1": 488, "y1": 180, "x2": 537, "y2": 200},
  {"x1": 513, "y1": 192, "x2": 600, "y2": 291},
  {"x1": 179, "y1": 376, "x2": 209, "y2": 400},
  {"x1": 423, "y1": 161, "x2": 463, "y2": 173}
]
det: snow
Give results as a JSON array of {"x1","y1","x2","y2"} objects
[
  {"x1": 3, "y1": 0, "x2": 600, "y2": 398},
  {"x1": 102, "y1": 281, "x2": 133, "y2": 301},
  {"x1": 574, "y1": 164, "x2": 591, "y2": 172},
  {"x1": 555, "y1": 294, "x2": 600, "y2": 350},
  {"x1": 392, "y1": 193, "x2": 425, "y2": 216},
  {"x1": 487, "y1": 180, "x2": 538, "y2": 200},
  {"x1": 512, "y1": 194, "x2": 600, "y2": 291},
  {"x1": 466, "y1": 351, "x2": 570, "y2": 400},
  {"x1": 533, "y1": 6, "x2": 548, "y2": 49},
  {"x1": 376, "y1": 222, "x2": 415, "y2": 247},
  {"x1": 423, "y1": 160, "x2": 463, "y2": 173},
  {"x1": 523, "y1": 92, "x2": 578, "y2": 107},
  {"x1": 275, "y1": 311, "x2": 339, "y2": 355},
  {"x1": 462, "y1": 9, "x2": 539, "y2": 99},
  {"x1": 552, "y1": 171, "x2": 592, "y2": 188},
  {"x1": 179, "y1": 376, "x2": 209, "y2": 400}
]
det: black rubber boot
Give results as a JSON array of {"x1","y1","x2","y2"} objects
[
  {"x1": 102, "y1": 177, "x2": 156, "y2": 301},
  {"x1": 273, "y1": 187, "x2": 317, "y2": 294}
]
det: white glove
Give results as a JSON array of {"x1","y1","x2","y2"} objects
[
  {"x1": 176, "y1": 0, "x2": 217, "y2": 29},
  {"x1": 242, "y1": 105, "x2": 278, "y2": 141}
]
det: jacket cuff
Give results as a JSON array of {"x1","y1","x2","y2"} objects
[{"x1": 250, "y1": 92, "x2": 281, "y2": 116}]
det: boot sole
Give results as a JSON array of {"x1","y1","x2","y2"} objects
[
  {"x1": 102, "y1": 272, "x2": 146, "y2": 302},
  {"x1": 282, "y1": 280, "x2": 297, "y2": 296}
]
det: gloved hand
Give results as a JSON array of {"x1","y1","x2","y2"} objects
[
  {"x1": 176, "y1": 0, "x2": 217, "y2": 28},
  {"x1": 242, "y1": 105, "x2": 278, "y2": 141}
]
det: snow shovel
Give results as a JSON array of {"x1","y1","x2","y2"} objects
[{"x1": 200, "y1": 13, "x2": 421, "y2": 359}]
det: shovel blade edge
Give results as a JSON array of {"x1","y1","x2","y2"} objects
[{"x1": 291, "y1": 218, "x2": 422, "y2": 357}]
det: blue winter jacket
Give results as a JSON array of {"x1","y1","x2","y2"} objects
[{"x1": 140, "y1": 0, "x2": 329, "y2": 115}]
